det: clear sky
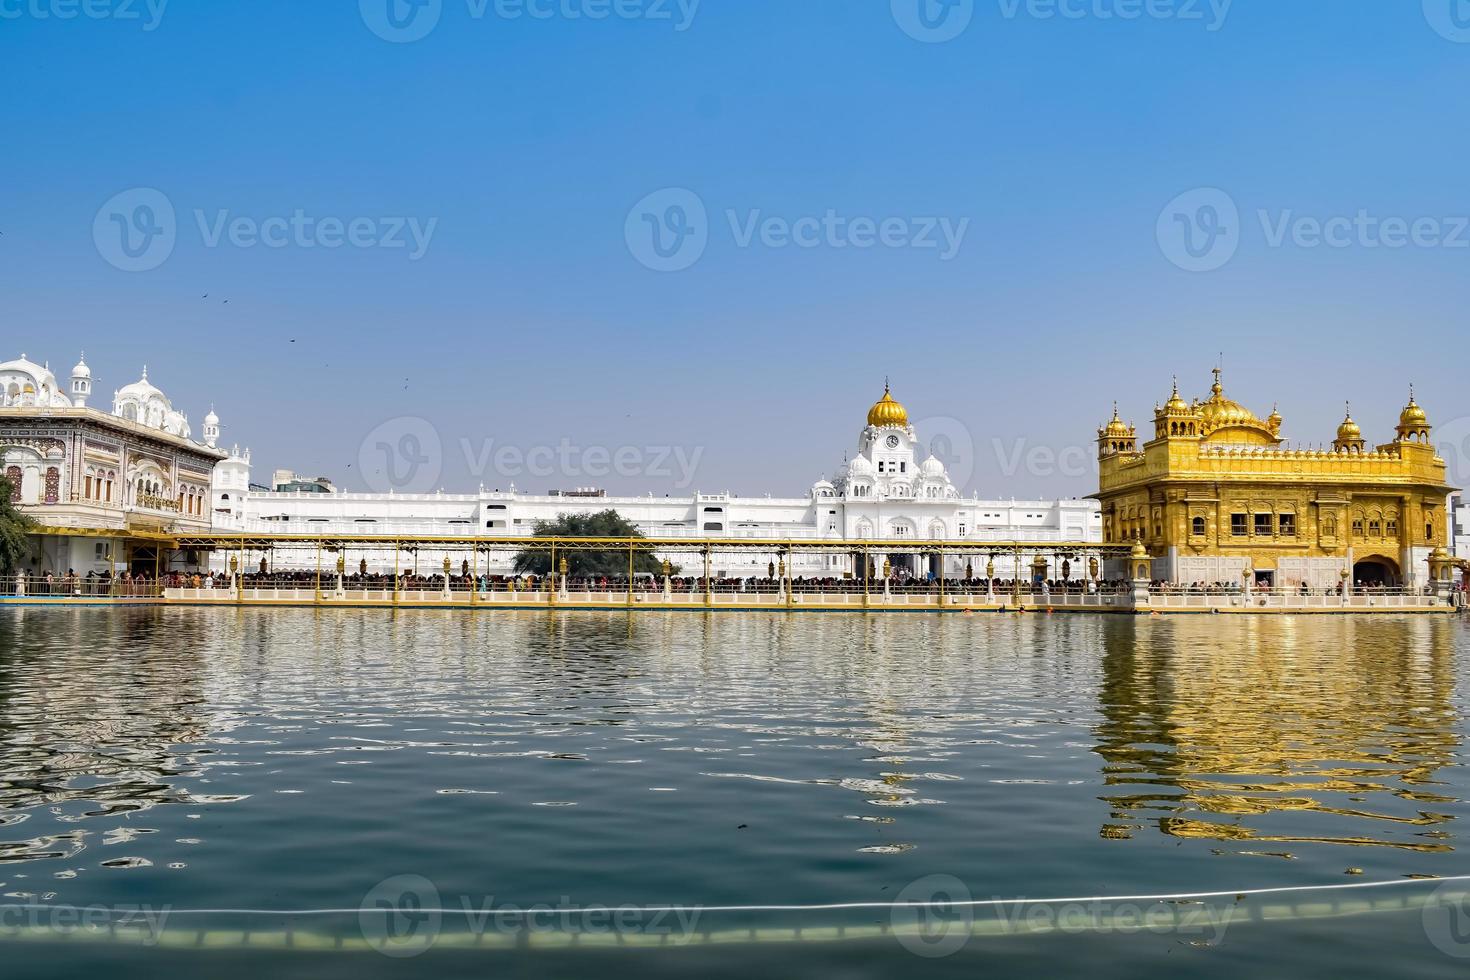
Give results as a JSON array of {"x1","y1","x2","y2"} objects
[{"x1": 3, "y1": 0, "x2": 1468, "y2": 498}]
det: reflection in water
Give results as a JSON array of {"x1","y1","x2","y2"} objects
[
  {"x1": 1094, "y1": 617, "x2": 1461, "y2": 854},
  {"x1": 0, "y1": 609, "x2": 1465, "y2": 909}
]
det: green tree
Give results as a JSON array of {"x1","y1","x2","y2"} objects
[
  {"x1": 0, "y1": 478, "x2": 37, "y2": 574},
  {"x1": 512, "y1": 510, "x2": 675, "y2": 577}
]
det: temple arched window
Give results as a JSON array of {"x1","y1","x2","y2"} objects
[{"x1": 1191, "y1": 516, "x2": 1206, "y2": 536}]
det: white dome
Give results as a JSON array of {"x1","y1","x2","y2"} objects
[
  {"x1": 114, "y1": 365, "x2": 165, "y2": 404},
  {"x1": 204, "y1": 408, "x2": 220, "y2": 425},
  {"x1": 71, "y1": 355, "x2": 91, "y2": 379},
  {"x1": 920, "y1": 454, "x2": 947, "y2": 478},
  {"x1": 113, "y1": 365, "x2": 192, "y2": 438},
  {"x1": 0, "y1": 353, "x2": 70, "y2": 408},
  {"x1": 849, "y1": 455, "x2": 876, "y2": 476}
]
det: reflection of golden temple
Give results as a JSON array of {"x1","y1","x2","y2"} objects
[
  {"x1": 1098, "y1": 371, "x2": 1457, "y2": 589},
  {"x1": 1093, "y1": 617, "x2": 1460, "y2": 853}
]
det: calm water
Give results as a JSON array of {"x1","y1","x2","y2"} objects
[{"x1": 2, "y1": 608, "x2": 1469, "y2": 978}]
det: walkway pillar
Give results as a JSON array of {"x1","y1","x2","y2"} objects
[{"x1": 1129, "y1": 542, "x2": 1151, "y2": 610}]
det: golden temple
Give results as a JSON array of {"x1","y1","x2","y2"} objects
[{"x1": 1097, "y1": 370, "x2": 1458, "y2": 589}]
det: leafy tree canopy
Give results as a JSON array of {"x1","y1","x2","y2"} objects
[
  {"x1": 512, "y1": 510, "x2": 676, "y2": 577},
  {"x1": 0, "y1": 478, "x2": 38, "y2": 574}
]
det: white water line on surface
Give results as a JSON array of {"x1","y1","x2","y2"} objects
[{"x1": 4, "y1": 874, "x2": 1469, "y2": 918}]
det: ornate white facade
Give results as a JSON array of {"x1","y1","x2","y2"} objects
[
  {"x1": 1, "y1": 352, "x2": 227, "y2": 576},
  {"x1": 217, "y1": 385, "x2": 1102, "y2": 577}
]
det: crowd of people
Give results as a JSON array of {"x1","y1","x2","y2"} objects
[
  {"x1": 6, "y1": 568, "x2": 1458, "y2": 603},
  {"x1": 222, "y1": 571, "x2": 1134, "y2": 597},
  {"x1": 1150, "y1": 579, "x2": 1440, "y2": 596}
]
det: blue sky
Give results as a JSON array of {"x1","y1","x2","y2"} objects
[{"x1": 3, "y1": 0, "x2": 1468, "y2": 498}]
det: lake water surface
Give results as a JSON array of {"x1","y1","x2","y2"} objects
[{"x1": 2, "y1": 608, "x2": 1468, "y2": 978}]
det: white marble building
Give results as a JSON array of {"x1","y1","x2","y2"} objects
[
  {"x1": 1452, "y1": 494, "x2": 1470, "y2": 562},
  {"x1": 218, "y1": 385, "x2": 1102, "y2": 578},
  {"x1": 1, "y1": 352, "x2": 227, "y2": 576}
]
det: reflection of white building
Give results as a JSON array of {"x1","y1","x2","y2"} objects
[
  {"x1": 1, "y1": 352, "x2": 227, "y2": 576},
  {"x1": 220, "y1": 385, "x2": 1101, "y2": 577}
]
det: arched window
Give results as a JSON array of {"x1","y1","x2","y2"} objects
[{"x1": 1191, "y1": 516, "x2": 1206, "y2": 536}]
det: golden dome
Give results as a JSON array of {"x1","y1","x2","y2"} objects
[
  {"x1": 1197, "y1": 368, "x2": 1274, "y2": 437},
  {"x1": 1400, "y1": 387, "x2": 1428, "y2": 428},
  {"x1": 1102, "y1": 402, "x2": 1132, "y2": 438},
  {"x1": 1164, "y1": 378, "x2": 1189, "y2": 414},
  {"x1": 1337, "y1": 404, "x2": 1362, "y2": 442},
  {"x1": 866, "y1": 382, "x2": 909, "y2": 429}
]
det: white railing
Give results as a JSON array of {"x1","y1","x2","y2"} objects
[{"x1": 0, "y1": 575, "x2": 164, "y2": 598}]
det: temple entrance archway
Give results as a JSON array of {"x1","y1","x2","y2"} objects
[{"x1": 1353, "y1": 556, "x2": 1400, "y2": 587}]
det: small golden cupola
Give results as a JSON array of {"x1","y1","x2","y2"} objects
[
  {"x1": 866, "y1": 381, "x2": 909, "y2": 429},
  {"x1": 1098, "y1": 402, "x2": 1137, "y2": 457},
  {"x1": 1155, "y1": 377, "x2": 1199, "y2": 439},
  {"x1": 1396, "y1": 386, "x2": 1432, "y2": 443},
  {"x1": 1334, "y1": 402, "x2": 1366, "y2": 454}
]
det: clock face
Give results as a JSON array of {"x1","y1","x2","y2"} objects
[{"x1": 886, "y1": 435, "x2": 900, "y2": 449}]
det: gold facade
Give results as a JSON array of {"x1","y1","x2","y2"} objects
[{"x1": 1096, "y1": 370, "x2": 1456, "y2": 587}]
